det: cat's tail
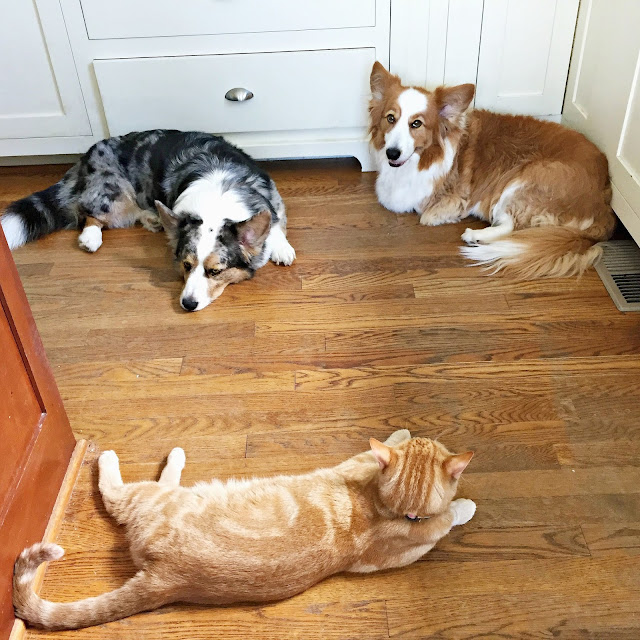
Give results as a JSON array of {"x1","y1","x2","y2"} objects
[
  {"x1": 13, "y1": 543, "x2": 169, "y2": 630},
  {"x1": 460, "y1": 226, "x2": 606, "y2": 279},
  {"x1": 1, "y1": 171, "x2": 79, "y2": 249}
]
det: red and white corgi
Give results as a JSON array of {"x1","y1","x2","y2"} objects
[{"x1": 368, "y1": 62, "x2": 616, "y2": 278}]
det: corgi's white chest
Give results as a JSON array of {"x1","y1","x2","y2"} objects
[
  {"x1": 374, "y1": 141, "x2": 456, "y2": 214},
  {"x1": 375, "y1": 154, "x2": 433, "y2": 213}
]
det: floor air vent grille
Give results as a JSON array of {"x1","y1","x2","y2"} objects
[{"x1": 595, "y1": 240, "x2": 640, "y2": 312}]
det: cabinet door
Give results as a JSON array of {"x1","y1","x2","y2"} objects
[
  {"x1": 0, "y1": 0, "x2": 91, "y2": 139},
  {"x1": 563, "y1": 0, "x2": 640, "y2": 243},
  {"x1": 475, "y1": 0, "x2": 579, "y2": 116},
  {"x1": 0, "y1": 225, "x2": 76, "y2": 638},
  {"x1": 390, "y1": 0, "x2": 483, "y2": 91}
]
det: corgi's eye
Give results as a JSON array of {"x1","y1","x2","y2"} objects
[
  {"x1": 205, "y1": 268, "x2": 223, "y2": 278},
  {"x1": 183, "y1": 261, "x2": 193, "y2": 272},
  {"x1": 386, "y1": 114, "x2": 396, "y2": 124},
  {"x1": 411, "y1": 120, "x2": 422, "y2": 129}
]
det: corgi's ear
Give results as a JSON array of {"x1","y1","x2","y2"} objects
[
  {"x1": 370, "y1": 438, "x2": 392, "y2": 470},
  {"x1": 236, "y1": 210, "x2": 271, "y2": 256},
  {"x1": 445, "y1": 451, "x2": 474, "y2": 480},
  {"x1": 155, "y1": 200, "x2": 179, "y2": 231},
  {"x1": 436, "y1": 84, "x2": 475, "y2": 121},
  {"x1": 370, "y1": 61, "x2": 400, "y2": 101}
]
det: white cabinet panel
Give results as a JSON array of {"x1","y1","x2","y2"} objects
[
  {"x1": 563, "y1": 0, "x2": 640, "y2": 242},
  {"x1": 475, "y1": 0, "x2": 579, "y2": 116},
  {"x1": 390, "y1": 0, "x2": 482, "y2": 91},
  {"x1": 80, "y1": 0, "x2": 375, "y2": 40},
  {"x1": 94, "y1": 49, "x2": 375, "y2": 137},
  {"x1": 0, "y1": 0, "x2": 90, "y2": 139}
]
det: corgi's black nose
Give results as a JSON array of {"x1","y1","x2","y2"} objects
[
  {"x1": 181, "y1": 297, "x2": 198, "y2": 312},
  {"x1": 386, "y1": 147, "x2": 401, "y2": 161}
]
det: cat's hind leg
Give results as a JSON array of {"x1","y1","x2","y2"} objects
[{"x1": 158, "y1": 448, "x2": 186, "y2": 487}]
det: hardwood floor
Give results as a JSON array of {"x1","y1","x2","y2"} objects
[{"x1": 3, "y1": 159, "x2": 640, "y2": 638}]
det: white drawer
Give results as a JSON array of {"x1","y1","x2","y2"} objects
[
  {"x1": 94, "y1": 49, "x2": 374, "y2": 137},
  {"x1": 80, "y1": 0, "x2": 376, "y2": 40}
]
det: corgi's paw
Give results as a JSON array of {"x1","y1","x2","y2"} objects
[
  {"x1": 78, "y1": 226, "x2": 103, "y2": 252},
  {"x1": 450, "y1": 498, "x2": 476, "y2": 526},
  {"x1": 461, "y1": 228, "x2": 480, "y2": 245},
  {"x1": 167, "y1": 447, "x2": 186, "y2": 469},
  {"x1": 420, "y1": 211, "x2": 460, "y2": 226},
  {"x1": 270, "y1": 238, "x2": 296, "y2": 265}
]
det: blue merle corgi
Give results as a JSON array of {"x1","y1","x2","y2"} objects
[{"x1": 1, "y1": 130, "x2": 295, "y2": 311}]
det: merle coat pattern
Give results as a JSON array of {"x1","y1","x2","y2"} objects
[{"x1": 1, "y1": 130, "x2": 295, "y2": 310}]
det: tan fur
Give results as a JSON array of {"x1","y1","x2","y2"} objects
[
  {"x1": 13, "y1": 431, "x2": 475, "y2": 630},
  {"x1": 83, "y1": 216, "x2": 104, "y2": 229},
  {"x1": 369, "y1": 63, "x2": 616, "y2": 278}
]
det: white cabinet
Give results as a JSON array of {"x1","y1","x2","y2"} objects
[
  {"x1": 1, "y1": 0, "x2": 389, "y2": 167},
  {"x1": 0, "y1": 0, "x2": 90, "y2": 140},
  {"x1": 390, "y1": 0, "x2": 579, "y2": 119},
  {"x1": 562, "y1": 0, "x2": 640, "y2": 245},
  {"x1": 0, "y1": 0, "x2": 582, "y2": 165},
  {"x1": 80, "y1": 0, "x2": 375, "y2": 39},
  {"x1": 94, "y1": 49, "x2": 375, "y2": 137},
  {"x1": 475, "y1": 0, "x2": 579, "y2": 116}
]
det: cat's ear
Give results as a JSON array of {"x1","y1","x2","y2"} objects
[
  {"x1": 445, "y1": 451, "x2": 474, "y2": 479},
  {"x1": 155, "y1": 200, "x2": 179, "y2": 232},
  {"x1": 370, "y1": 438, "x2": 392, "y2": 470}
]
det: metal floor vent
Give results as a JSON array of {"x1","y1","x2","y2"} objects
[{"x1": 595, "y1": 240, "x2": 640, "y2": 312}]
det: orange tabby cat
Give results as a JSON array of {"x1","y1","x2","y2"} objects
[{"x1": 14, "y1": 430, "x2": 475, "y2": 630}]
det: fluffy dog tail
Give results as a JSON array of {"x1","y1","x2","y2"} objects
[
  {"x1": 1, "y1": 177, "x2": 77, "y2": 249},
  {"x1": 460, "y1": 226, "x2": 606, "y2": 279},
  {"x1": 13, "y1": 543, "x2": 168, "y2": 630}
]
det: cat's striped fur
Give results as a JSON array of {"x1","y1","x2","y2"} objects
[{"x1": 13, "y1": 430, "x2": 475, "y2": 630}]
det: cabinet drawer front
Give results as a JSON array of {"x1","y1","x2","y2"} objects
[
  {"x1": 81, "y1": 0, "x2": 376, "y2": 40},
  {"x1": 94, "y1": 49, "x2": 374, "y2": 136}
]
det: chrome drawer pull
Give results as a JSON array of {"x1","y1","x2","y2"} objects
[{"x1": 224, "y1": 88, "x2": 254, "y2": 102}]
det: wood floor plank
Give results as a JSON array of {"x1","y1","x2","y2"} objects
[
  {"x1": 4, "y1": 158, "x2": 639, "y2": 638},
  {"x1": 582, "y1": 523, "x2": 640, "y2": 557}
]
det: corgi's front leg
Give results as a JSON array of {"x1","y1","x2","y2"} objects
[
  {"x1": 418, "y1": 195, "x2": 467, "y2": 226},
  {"x1": 267, "y1": 222, "x2": 296, "y2": 266}
]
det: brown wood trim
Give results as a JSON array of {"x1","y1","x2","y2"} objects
[
  {"x1": 8, "y1": 440, "x2": 88, "y2": 640},
  {"x1": 0, "y1": 225, "x2": 72, "y2": 450},
  {"x1": 0, "y1": 224, "x2": 76, "y2": 639}
]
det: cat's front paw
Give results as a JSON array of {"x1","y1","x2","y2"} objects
[
  {"x1": 99, "y1": 450, "x2": 119, "y2": 470},
  {"x1": 384, "y1": 429, "x2": 411, "y2": 446},
  {"x1": 168, "y1": 447, "x2": 186, "y2": 469},
  {"x1": 450, "y1": 498, "x2": 476, "y2": 526}
]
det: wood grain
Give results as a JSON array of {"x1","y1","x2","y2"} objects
[{"x1": 3, "y1": 158, "x2": 639, "y2": 638}]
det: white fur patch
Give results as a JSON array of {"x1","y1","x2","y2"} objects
[
  {"x1": 267, "y1": 225, "x2": 296, "y2": 265},
  {"x1": 375, "y1": 139, "x2": 456, "y2": 213},
  {"x1": 78, "y1": 225, "x2": 103, "y2": 252},
  {"x1": 450, "y1": 498, "x2": 476, "y2": 526},
  {"x1": 168, "y1": 447, "x2": 186, "y2": 469},
  {"x1": 1, "y1": 213, "x2": 27, "y2": 249},
  {"x1": 460, "y1": 239, "x2": 524, "y2": 270},
  {"x1": 384, "y1": 88, "x2": 429, "y2": 166},
  {"x1": 462, "y1": 181, "x2": 521, "y2": 244}
]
